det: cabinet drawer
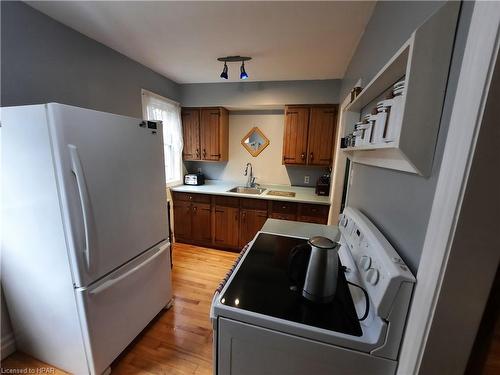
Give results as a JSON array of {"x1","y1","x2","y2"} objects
[
  {"x1": 240, "y1": 198, "x2": 268, "y2": 211},
  {"x1": 271, "y1": 201, "x2": 298, "y2": 215},
  {"x1": 214, "y1": 195, "x2": 239, "y2": 207},
  {"x1": 298, "y1": 216, "x2": 328, "y2": 225},
  {"x1": 298, "y1": 204, "x2": 329, "y2": 218},
  {"x1": 270, "y1": 213, "x2": 297, "y2": 221},
  {"x1": 172, "y1": 192, "x2": 210, "y2": 203}
]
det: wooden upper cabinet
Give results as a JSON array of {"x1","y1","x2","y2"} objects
[
  {"x1": 282, "y1": 107, "x2": 310, "y2": 165},
  {"x1": 200, "y1": 109, "x2": 221, "y2": 161},
  {"x1": 307, "y1": 106, "x2": 337, "y2": 166},
  {"x1": 181, "y1": 107, "x2": 228, "y2": 162},
  {"x1": 181, "y1": 109, "x2": 201, "y2": 160},
  {"x1": 282, "y1": 105, "x2": 337, "y2": 166}
]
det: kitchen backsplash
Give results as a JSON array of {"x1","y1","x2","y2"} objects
[{"x1": 185, "y1": 162, "x2": 328, "y2": 187}]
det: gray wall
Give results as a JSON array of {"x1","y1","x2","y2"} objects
[
  {"x1": 1, "y1": 1, "x2": 180, "y2": 117},
  {"x1": 342, "y1": 1, "x2": 473, "y2": 273},
  {"x1": 181, "y1": 79, "x2": 340, "y2": 108}
]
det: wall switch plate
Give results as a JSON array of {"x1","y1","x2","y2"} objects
[
  {"x1": 304, "y1": 176, "x2": 310, "y2": 184},
  {"x1": 197, "y1": 167, "x2": 202, "y2": 173}
]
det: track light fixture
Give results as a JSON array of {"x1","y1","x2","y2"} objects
[{"x1": 217, "y1": 56, "x2": 252, "y2": 80}]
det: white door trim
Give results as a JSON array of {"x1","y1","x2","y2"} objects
[
  {"x1": 328, "y1": 93, "x2": 352, "y2": 224},
  {"x1": 397, "y1": 2, "x2": 500, "y2": 374}
]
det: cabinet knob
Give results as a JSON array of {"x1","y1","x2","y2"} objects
[
  {"x1": 300, "y1": 153, "x2": 305, "y2": 160},
  {"x1": 310, "y1": 152, "x2": 314, "y2": 161},
  {"x1": 195, "y1": 149, "x2": 200, "y2": 158},
  {"x1": 203, "y1": 149, "x2": 206, "y2": 158}
]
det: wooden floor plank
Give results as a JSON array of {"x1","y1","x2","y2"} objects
[{"x1": 1, "y1": 243, "x2": 238, "y2": 374}]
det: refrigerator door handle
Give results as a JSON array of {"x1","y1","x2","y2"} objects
[
  {"x1": 68, "y1": 144, "x2": 94, "y2": 273},
  {"x1": 89, "y1": 243, "x2": 168, "y2": 296}
]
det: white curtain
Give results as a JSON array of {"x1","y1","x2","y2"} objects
[{"x1": 142, "y1": 90, "x2": 183, "y2": 185}]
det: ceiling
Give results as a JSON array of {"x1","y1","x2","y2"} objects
[{"x1": 27, "y1": 1, "x2": 375, "y2": 84}]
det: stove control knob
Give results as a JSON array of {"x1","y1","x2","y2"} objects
[
  {"x1": 359, "y1": 255, "x2": 372, "y2": 271},
  {"x1": 366, "y1": 268, "x2": 380, "y2": 285}
]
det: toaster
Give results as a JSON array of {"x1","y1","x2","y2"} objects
[{"x1": 184, "y1": 173, "x2": 205, "y2": 186}]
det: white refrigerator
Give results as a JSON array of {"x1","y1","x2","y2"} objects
[{"x1": 1, "y1": 103, "x2": 173, "y2": 374}]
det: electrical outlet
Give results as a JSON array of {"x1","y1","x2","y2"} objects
[
  {"x1": 304, "y1": 176, "x2": 310, "y2": 184},
  {"x1": 197, "y1": 167, "x2": 202, "y2": 173}
]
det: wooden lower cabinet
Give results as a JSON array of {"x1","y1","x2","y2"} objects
[
  {"x1": 172, "y1": 192, "x2": 330, "y2": 251},
  {"x1": 214, "y1": 206, "x2": 240, "y2": 248},
  {"x1": 297, "y1": 203, "x2": 330, "y2": 224},
  {"x1": 172, "y1": 192, "x2": 212, "y2": 244},
  {"x1": 239, "y1": 209, "x2": 268, "y2": 248},
  {"x1": 192, "y1": 202, "x2": 211, "y2": 242},
  {"x1": 173, "y1": 200, "x2": 192, "y2": 239}
]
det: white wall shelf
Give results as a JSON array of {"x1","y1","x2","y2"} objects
[{"x1": 342, "y1": 2, "x2": 460, "y2": 177}]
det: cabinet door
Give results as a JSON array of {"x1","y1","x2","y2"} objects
[
  {"x1": 282, "y1": 107, "x2": 309, "y2": 165},
  {"x1": 200, "y1": 109, "x2": 221, "y2": 161},
  {"x1": 239, "y1": 209, "x2": 268, "y2": 247},
  {"x1": 181, "y1": 109, "x2": 200, "y2": 160},
  {"x1": 307, "y1": 107, "x2": 337, "y2": 166},
  {"x1": 214, "y1": 206, "x2": 240, "y2": 248},
  {"x1": 191, "y1": 202, "x2": 212, "y2": 243},
  {"x1": 173, "y1": 200, "x2": 192, "y2": 240}
]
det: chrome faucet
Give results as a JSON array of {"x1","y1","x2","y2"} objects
[{"x1": 244, "y1": 163, "x2": 255, "y2": 188}]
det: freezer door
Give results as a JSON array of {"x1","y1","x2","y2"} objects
[
  {"x1": 47, "y1": 104, "x2": 168, "y2": 286},
  {"x1": 75, "y1": 241, "x2": 172, "y2": 375}
]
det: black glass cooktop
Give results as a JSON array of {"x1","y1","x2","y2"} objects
[{"x1": 220, "y1": 233, "x2": 362, "y2": 336}]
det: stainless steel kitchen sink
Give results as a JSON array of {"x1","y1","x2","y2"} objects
[{"x1": 227, "y1": 186, "x2": 266, "y2": 195}]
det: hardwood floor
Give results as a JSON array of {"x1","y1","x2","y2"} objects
[{"x1": 1, "y1": 243, "x2": 238, "y2": 374}]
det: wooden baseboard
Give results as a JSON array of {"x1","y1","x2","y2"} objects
[{"x1": 1, "y1": 332, "x2": 16, "y2": 360}]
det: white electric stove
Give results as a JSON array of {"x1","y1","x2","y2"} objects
[{"x1": 211, "y1": 207, "x2": 415, "y2": 375}]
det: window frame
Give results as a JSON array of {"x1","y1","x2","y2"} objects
[{"x1": 141, "y1": 89, "x2": 183, "y2": 187}]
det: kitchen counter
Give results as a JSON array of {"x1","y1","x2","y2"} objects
[{"x1": 171, "y1": 180, "x2": 330, "y2": 205}]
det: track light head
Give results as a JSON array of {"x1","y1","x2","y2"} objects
[
  {"x1": 220, "y1": 62, "x2": 228, "y2": 79},
  {"x1": 240, "y1": 62, "x2": 249, "y2": 80}
]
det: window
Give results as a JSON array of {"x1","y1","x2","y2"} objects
[{"x1": 142, "y1": 89, "x2": 183, "y2": 186}]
